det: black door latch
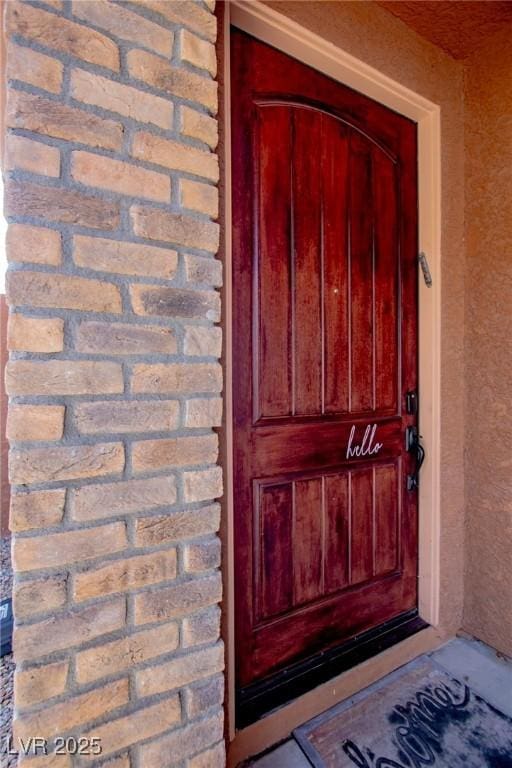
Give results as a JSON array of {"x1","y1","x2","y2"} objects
[
  {"x1": 405, "y1": 425, "x2": 425, "y2": 491},
  {"x1": 406, "y1": 390, "x2": 418, "y2": 415}
]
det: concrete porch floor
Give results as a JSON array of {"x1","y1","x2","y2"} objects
[{"x1": 245, "y1": 635, "x2": 512, "y2": 767}]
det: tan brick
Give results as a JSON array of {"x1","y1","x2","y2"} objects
[
  {"x1": 130, "y1": 0, "x2": 216, "y2": 42},
  {"x1": 14, "y1": 598, "x2": 126, "y2": 661},
  {"x1": 75, "y1": 321, "x2": 177, "y2": 355},
  {"x1": 18, "y1": 752, "x2": 71, "y2": 768},
  {"x1": 132, "y1": 206, "x2": 219, "y2": 253},
  {"x1": 7, "y1": 271, "x2": 121, "y2": 314},
  {"x1": 7, "y1": 405, "x2": 65, "y2": 442},
  {"x1": 10, "y1": 489, "x2": 65, "y2": 533},
  {"x1": 128, "y1": 49, "x2": 217, "y2": 113},
  {"x1": 185, "y1": 398, "x2": 222, "y2": 428},
  {"x1": 10, "y1": 442, "x2": 124, "y2": 485},
  {"x1": 188, "y1": 742, "x2": 225, "y2": 768},
  {"x1": 181, "y1": 106, "x2": 218, "y2": 150},
  {"x1": 137, "y1": 643, "x2": 223, "y2": 698},
  {"x1": 5, "y1": 360, "x2": 124, "y2": 397},
  {"x1": 135, "y1": 504, "x2": 219, "y2": 547},
  {"x1": 5, "y1": 180, "x2": 121, "y2": 230},
  {"x1": 13, "y1": 575, "x2": 67, "y2": 620},
  {"x1": 8, "y1": 314, "x2": 64, "y2": 353},
  {"x1": 13, "y1": 522, "x2": 126, "y2": 572},
  {"x1": 184, "y1": 254, "x2": 222, "y2": 287},
  {"x1": 74, "y1": 400, "x2": 179, "y2": 435},
  {"x1": 134, "y1": 572, "x2": 222, "y2": 625},
  {"x1": 71, "y1": 476, "x2": 176, "y2": 522},
  {"x1": 130, "y1": 285, "x2": 220, "y2": 321},
  {"x1": 184, "y1": 538, "x2": 221, "y2": 574},
  {"x1": 184, "y1": 467, "x2": 223, "y2": 503},
  {"x1": 74, "y1": 550, "x2": 177, "y2": 602},
  {"x1": 95, "y1": 756, "x2": 129, "y2": 768},
  {"x1": 5, "y1": 134, "x2": 60, "y2": 177},
  {"x1": 132, "y1": 131, "x2": 218, "y2": 181},
  {"x1": 180, "y1": 178, "x2": 218, "y2": 218},
  {"x1": 132, "y1": 435, "x2": 218, "y2": 473},
  {"x1": 72, "y1": 0, "x2": 173, "y2": 57},
  {"x1": 83, "y1": 697, "x2": 181, "y2": 758},
  {"x1": 184, "y1": 325, "x2": 222, "y2": 357},
  {"x1": 71, "y1": 151, "x2": 170, "y2": 203},
  {"x1": 180, "y1": 29, "x2": 216, "y2": 77},
  {"x1": 182, "y1": 607, "x2": 221, "y2": 648},
  {"x1": 6, "y1": 223, "x2": 61, "y2": 266},
  {"x1": 6, "y1": 2, "x2": 119, "y2": 70},
  {"x1": 70, "y1": 68, "x2": 172, "y2": 129},
  {"x1": 7, "y1": 90, "x2": 123, "y2": 151},
  {"x1": 7, "y1": 41, "x2": 63, "y2": 93},
  {"x1": 14, "y1": 680, "x2": 129, "y2": 743},
  {"x1": 15, "y1": 660, "x2": 68, "y2": 709},
  {"x1": 73, "y1": 235, "x2": 178, "y2": 279},
  {"x1": 186, "y1": 675, "x2": 223, "y2": 719},
  {"x1": 76, "y1": 622, "x2": 178, "y2": 684},
  {"x1": 139, "y1": 713, "x2": 223, "y2": 768},
  {"x1": 132, "y1": 362, "x2": 222, "y2": 395}
]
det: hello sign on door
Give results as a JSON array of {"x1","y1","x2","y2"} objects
[{"x1": 346, "y1": 424, "x2": 383, "y2": 460}]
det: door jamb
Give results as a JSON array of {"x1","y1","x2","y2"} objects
[{"x1": 222, "y1": 0, "x2": 442, "y2": 750}]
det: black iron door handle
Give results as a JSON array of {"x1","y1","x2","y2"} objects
[{"x1": 405, "y1": 426, "x2": 425, "y2": 491}]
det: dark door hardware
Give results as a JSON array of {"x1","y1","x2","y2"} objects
[
  {"x1": 406, "y1": 390, "x2": 418, "y2": 415},
  {"x1": 418, "y1": 252, "x2": 432, "y2": 287},
  {"x1": 405, "y1": 425, "x2": 425, "y2": 490}
]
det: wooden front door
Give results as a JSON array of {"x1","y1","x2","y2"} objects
[{"x1": 231, "y1": 30, "x2": 422, "y2": 725}]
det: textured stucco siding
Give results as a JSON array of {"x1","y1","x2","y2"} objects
[{"x1": 463, "y1": 24, "x2": 512, "y2": 657}]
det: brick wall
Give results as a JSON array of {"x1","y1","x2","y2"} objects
[{"x1": 4, "y1": 1, "x2": 224, "y2": 765}]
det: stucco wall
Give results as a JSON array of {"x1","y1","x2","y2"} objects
[
  {"x1": 264, "y1": 0, "x2": 466, "y2": 635},
  {"x1": 463, "y1": 25, "x2": 512, "y2": 657}
]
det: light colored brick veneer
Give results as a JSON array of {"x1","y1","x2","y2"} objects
[{"x1": 4, "y1": 1, "x2": 224, "y2": 765}]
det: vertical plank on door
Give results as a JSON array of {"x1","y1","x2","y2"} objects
[
  {"x1": 349, "y1": 133, "x2": 374, "y2": 413},
  {"x1": 259, "y1": 483, "x2": 293, "y2": 619},
  {"x1": 373, "y1": 148, "x2": 399, "y2": 412},
  {"x1": 324, "y1": 472, "x2": 350, "y2": 592},
  {"x1": 323, "y1": 117, "x2": 350, "y2": 414},
  {"x1": 292, "y1": 109, "x2": 323, "y2": 415},
  {"x1": 293, "y1": 477, "x2": 323, "y2": 604},
  {"x1": 350, "y1": 467, "x2": 374, "y2": 584},
  {"x1": 374, "y1": 462, "x2": 399, "y2": 574},
  {"x1": 257, "y1": 106, "x2": 292, "y2": 419}
]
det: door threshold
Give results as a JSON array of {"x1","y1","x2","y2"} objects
[{"x1": 236, "y1": 609, "x2": 428, "y2": 728}]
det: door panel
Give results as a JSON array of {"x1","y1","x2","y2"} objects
[
  {"x1": 257, "y1": 106, "x2": 292, "y2": 419},
  {"x1": 349, "y1": 134, "x2": 374, "y2": 413},
  {"x1": 254, "y1": 461, "x2": 402, "y2": 624},
  {"x1": 324, "y1": 473, "x2": 350, "y2": 593},
  {"x1": 232, "y1": 30, "x2": 419, "y2": 700},
  {"x1": 258, "y1": 482, "x2": 293, "y2": 620},
  {"x1": 255, "y1": 108, "x2": 402, "y2": 421},
  {"x1": 323, "y1": 118, "x2": 350, "y2": 414}
]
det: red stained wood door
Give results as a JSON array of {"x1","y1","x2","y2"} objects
[{"x1": 231, "y1": 30, "x2": 419, "y2": 709}]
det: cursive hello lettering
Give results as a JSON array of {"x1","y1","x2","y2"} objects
[{"x1": 346, "y1": 424, "x2": 383, "y2": 460}]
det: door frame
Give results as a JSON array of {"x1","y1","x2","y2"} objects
[{"x1": 221, "y1": 0, "x2": 442, "y2": 755}]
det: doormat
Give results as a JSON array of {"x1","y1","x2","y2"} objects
[{"x1": 293, "y1": 657, "x2": 512, "y2": 768}]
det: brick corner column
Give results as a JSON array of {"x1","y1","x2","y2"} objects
[{"x1": 4, "y1": 1, "x2": 225, "y2": 765}]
